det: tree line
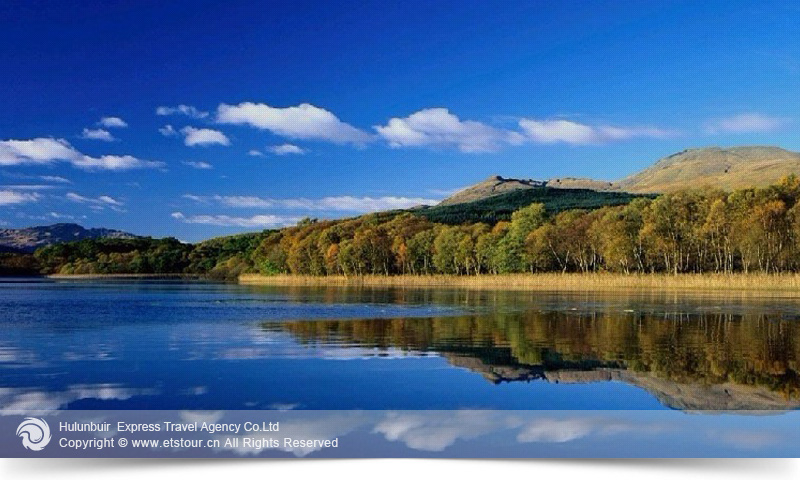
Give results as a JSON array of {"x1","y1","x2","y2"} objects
[
  {"x1": 253, "y1": 176, "x2": 800, "y2": 275},
  {"x1": 9, "y1": 176, "x2": 800, "y2": 277}
]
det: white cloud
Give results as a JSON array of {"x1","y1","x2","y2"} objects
[
  {"x1": 705, "y1": 113, "x2": 787, "y2": 134},
  {"x1": 375, "y1": 108, "x2": 525, "y2": 153},
  {"x1": 0, "y1": 138, "x2": 163, "y2": 171},
  {"x1": 0, "y1": 138, "x2": 79, "y2": 165},
  {"x1": 40, "y1": 176, "x2": 71, "y2": 184},
  {"x1": 0, "y1": 190, "x2": 41, "y2": 206},
  {"x1": 159, "y1": 124, "x2": 178, "y2": 137},
  {"x1": 181, "y1": 194, "x2": 205, "y2": 203},
  {"x1": 315, "y1": 196, "x2": 436, "y2": 211},
  {"x1": 81, "y1": 128, "x2": 116, "y2": 141},
  {"x1": 519, "y1": 119, "x2": 674, "y2": 145},
  {"x1": 97, "y1": 195, "x2": 123, "y2": 206},
  {"x1": 217, "y1": 102, "x2": 372, "y2": 145},
  {"x1": 1, "y1": 185, "x2": 57, "y2": 190},
  {"x1": 98, "y1": 116, "x2": 128, "y2": 128},
  {"x1": 247, "y1": 149, "x2": 265, "y2": 156},
  {"x1": 71, "y1": 155, "x2": 165, "y2": 171},
  {"x1": 171, "y1": 212, "x2": 300, "y2": 228},
  {"x1": 182, "y1": 161, "x2": 213, "y2": 170},
  {"x1": 180, "y1": 127, "x2": 231, "y2": 147},
  {"x1": 156, "y1": 105, "x2": 209, "y2": 118},
  {"x1": 184, "y1": 194, "x2": 437, "y2": 212},
  {"x1": 268, "y1": 143, "x2": 306, "y2": 155},
  {"x1": 66, "y1": 192, "x2": 125, "y2": 211}
]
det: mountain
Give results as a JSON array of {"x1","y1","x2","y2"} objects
[
  {"x1": 440, "y1": 146, "x2": 800, "y2": 206},
  {"x1": 438, "y1": 175, "x2": 544, "y2": 206},
  {"x1": 0, "y1": 223, "x2": 139, "y2": 253},
  {"x1": 614, "y1": 146, "x2": 800, "y2": 193}
]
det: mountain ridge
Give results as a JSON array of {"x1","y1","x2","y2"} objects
[
  {"x1": 0, "y1": 223, "x2": 139, "y2": 253},
  {"x1": 440, "y1": 146, "x2": 800, "y2": 205}
]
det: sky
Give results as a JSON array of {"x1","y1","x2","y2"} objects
[{"x1": 1, "y1": 0, "x2": 799, "y2": 242}]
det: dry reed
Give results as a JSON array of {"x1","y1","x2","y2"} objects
[{"x1": 239, "y1": 272, "x2": 800, "y2": 293}]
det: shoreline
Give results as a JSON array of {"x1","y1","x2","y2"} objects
[{"x1": 238, "y1": 273, "x2": 800, "y2": 293}]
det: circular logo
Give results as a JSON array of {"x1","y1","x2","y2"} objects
[{"x1": 16, "y1": 417, "x2": 51, "y2": 451}]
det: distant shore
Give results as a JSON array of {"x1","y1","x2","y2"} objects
[{"x1": 239, "y1": 273, "x2": 800, "y2": 293}]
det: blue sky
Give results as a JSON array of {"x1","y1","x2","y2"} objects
[{"x1": 1, "y1": 0, "x2": 799, "y2": 242}]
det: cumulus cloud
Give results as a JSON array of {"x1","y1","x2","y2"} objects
[
  {"x1": 170, "y1": 212, "x2": 300, "y2": 228},
  {"x1": 159, "y1": 124, "x2": 178, "y2": 137},
  {"x1": 0, "y1": 190, "x2": 41, "y2": 206},
  {"x1": 247, "y1": 149, "x2": 265, "y2": 157},
  {"x1": 375, "y1": 108, "x2": 525, "y2": 153},
  {"x1": 180, "y1": 127, "x2": 231, "y2": 147},
  {"x1": 183, "y1": 194, "x2": 438, "y2": 212},
  {"x1": 268, "y1": 144, "x2": 306, "y2": 155},
  {"x1": 0, "y1": 138, "x2": 163, "y2": 171},
  {"x1": 0, "y1": 138, "x2": 79, "y2": 165},
  {"x1": 519, "y1": 119, "x2": 674, "y2": 145},
  {"x1": 81, "y1": 128, "x2": 116, "y2": 141},
  {"x1": 705, "y1": 113, "x2": 787, "y2": 134},
  {"x1": 156, "y1": 105, "x2": 209, "y2": 118},
  {"x1": 182, "y1": 161, "x2": 213, "y2": 169},
  {"x1": 98, "y1": 116, "x2": 127, "y2": 128},
  {"x1": 217, "y1": 102, "x2": 372, "y2": 145}
]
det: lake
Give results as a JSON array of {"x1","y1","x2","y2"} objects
[{"x1": 2, "y1": 279, "x2": 800, "y2": 412}]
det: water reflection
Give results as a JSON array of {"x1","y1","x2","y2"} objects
[
  {"x1": 4, "y1": 280, "x2": 800, "y2": 412},
  {"x1": 267, "y1": 304, "x2": 800, "y2": 410}
]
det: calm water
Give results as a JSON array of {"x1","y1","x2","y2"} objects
[{"x1": 2, "y1": 279, "x2": 800, "y2": 412}]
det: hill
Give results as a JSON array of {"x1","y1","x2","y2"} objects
[
  {"x1": 0, "y1": 223, "x2": 138, "y2": 253},
  {"x1": 438, "y1": 175, "x2": 544, "y2": 206},
  {"x1": 614, "y1": 146, "x2": 800, "y2": 193},
  {"x1": 439, "y1": 147, "x2": 800, "y2": 204},
  {"x1": 416, "y1": 186, "x2": 645, "y2": 225}
]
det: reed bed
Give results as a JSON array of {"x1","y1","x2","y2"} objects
[{"x1": 239, "y1": 272, "x2": 800, "y2": 293}]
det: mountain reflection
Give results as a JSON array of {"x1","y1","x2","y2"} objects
[{"x1": 266, "y1": 307, "x2": 800, "y2": 410}]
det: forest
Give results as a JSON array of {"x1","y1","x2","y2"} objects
[
  {"x1": 415, "y1": 186, "x2": 646, "y2": 224},
  {"x1": 8, "y1": 176, "x2": 800, "y2": 278}
]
